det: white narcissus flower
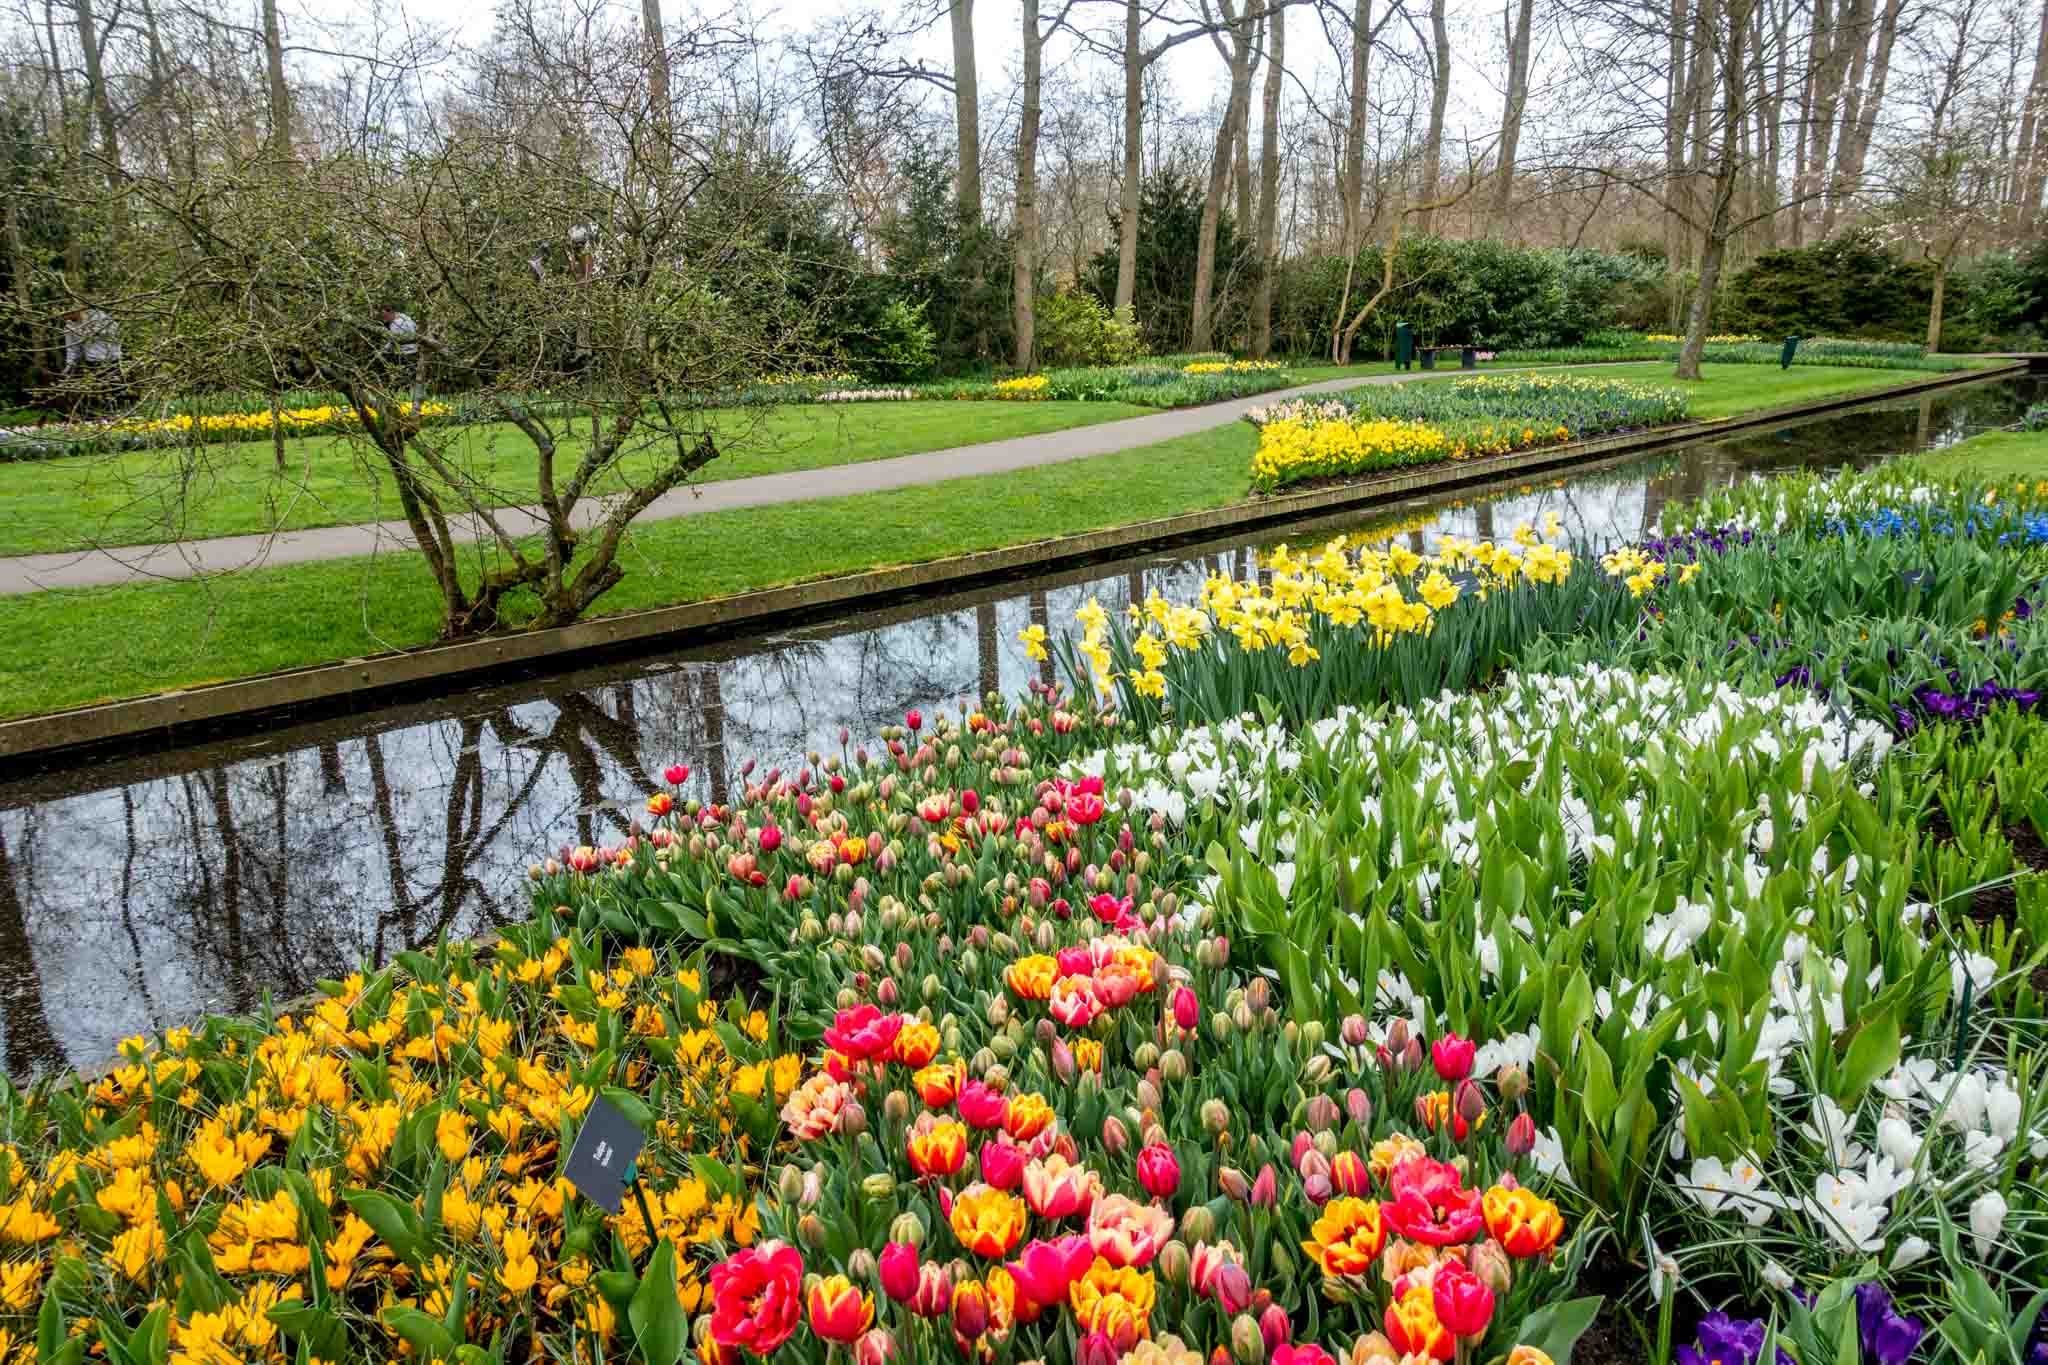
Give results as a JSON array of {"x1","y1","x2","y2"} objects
[{"x1": 1969, "y1": 1190, "x2": 2008, "y2": 1259}]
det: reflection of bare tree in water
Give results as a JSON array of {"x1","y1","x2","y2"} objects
[
  {"x1": 0, "y1": 823, "x2": 63, "y2": 1078},
  {"x1": 977, "y1": 605, "x2": 1000, "y2": 704},
  {"x1": 1030, "y1": 592, "x2": 1053, "y2": 687}
]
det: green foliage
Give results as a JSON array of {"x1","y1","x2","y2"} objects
[
  {"x1": 1032, "y1": 291, "x2": 1144, "y2": 368},
  {"x1": 1085, "y1": 172, "x2": 1255, "y2": 355},
  {"x1": 857, "y1": 299, "x2": 939, "y2": 382}
]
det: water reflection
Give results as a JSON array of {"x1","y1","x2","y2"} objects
[{"x1": 3, "y1": 375, "x2": 2040, "y2": 1077}]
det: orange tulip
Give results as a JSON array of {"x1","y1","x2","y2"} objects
[
  {"x1": 1068, "y1": 1256, "x2": 1155, "y2": 1350},
  {"x1": 1384, "y1": 1281, "x2": 1453, "y2": 1362},
  {"x1": 1506, "y1": 1348, "x2": 1556, "y2": 1365},
  {"x1": 1482, "y1": 1187, "x2": 1563, "y2": 1258},
  {"x1": 950, "y1": 1184, "x2": 1029, "y2": 1258},
  {"x1": 807, "y1": 1275, "x2": 874, "y2": 1343},
  {"x1": 1071, "y1": 1039, "x2": 1103, "y2": 1074},
  {"x1": 893, "y1": 1022, "x2": 941, "y2": 1069},
  {"x1": 1004, "y1": 1093, "x2": 1055, "y2": 1142},
  {"x1": 914, "y1": 1060, "x2": 964, "y2": 1109},
  {"x1": 1302, "y1": 1197, "x2": 1388, "y2": 1278},
  {"x1": 838, "y1": 837, "x2": 867, "y2": 866},
  {"x1": 1005, "y1": 956, "x2": 1059, "y2": 1000},
  {"x1": 908, "y1": 1121, "x2": 968, "y2": 1179}
]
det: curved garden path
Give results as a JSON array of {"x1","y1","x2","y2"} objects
[{"x1": 0, "y1": 366, "x2": 1605, "y2": 595}]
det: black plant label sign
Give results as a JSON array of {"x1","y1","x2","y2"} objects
[
  {"x1": 1902, "y1": 569, "x2": 1931, "y2": 590},
  {"x1": 563, "y1": 1096, "x2": 648, "y2": 1213}
]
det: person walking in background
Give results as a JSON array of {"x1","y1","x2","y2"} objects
[
  {"x1": 61, "y1": 306, "x2": 122, "y2": 413},
  {"x1": 378, "y1": 303, "x2": 424, "y2": 407}
]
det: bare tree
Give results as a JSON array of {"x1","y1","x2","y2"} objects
[
  {"x1": 1416, "y1": 0, "x2": 1450, "y2": 231},
  {"x1": 1190, "y1": 0, "x2": 1256, "y2": 350},
  {"x1": 1251, "y1": 0, "x2": 1285, "y2": 354},
  {"x1": 1495, "y1": 0, "x2": 1538, "y2": 224},
  {"x1": 952, "y1": 0, "x2": 983, "y2": 220}
]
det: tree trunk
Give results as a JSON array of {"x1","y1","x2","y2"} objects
[
  {"x1": 262, "y1": 0, "x2": 294, "y2": 162},
  {"x1": 951, "y1": 0, "x2": 983, "y2": 223},
  {"x1": 1418, "y1": 0, "x2": 1450, "y2": 234},
  {"x1": 1926, "y1": 256, "x2": 1947, "y2": 352},
  {"x1": 1666, "y1": 0, "x2": 1689, "y2": 270},
  {"x1": 1819, "y1": 0, "x2": 1877, "y2": 235},
  {"x1": 1235, "y1": 22, "x2": 1259, "y2": 231},
  {"x1": 1191, "y1": 0, "x2": 1253, "y2": 353},
  {"x1": 1827, "y1": 0, "x2": 1901, "y2": 232},
  {"x1": 1014, "y1": 0, "x2": 1042, "y2": 368},
  {"x1": 1330, "y1": 0, "x2": 1372, "y2": 362},
  {"x1": 1252, "y1": 1, "x2": 1285, "y2": 357},
  {"x1": 1494, "y1": 0, "x2": 1538, "y2": 226},
  {"x1": 1677, "y1": 0, "x2": 1752, "y2": 382},
  {"x1": 74, "y1": 0, "x2": 121, "y2": 177},
  {"x1": 2014, "y1": 0, "x2": 2048, "y2": 233},
  {"x1": 1803, "y1": 0, "x2": 1855, "y2": 241},
  {"x1": 1115, "y1": 0, "x2": 1143, "y2": 311}
]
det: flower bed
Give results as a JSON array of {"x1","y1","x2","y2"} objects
[
  {"x1": 1243, "y1": 375, "x2": 1689, "y2": 493},
  {"x1": 7, "y1": 468, "x2": 2047, "y2": 1363}
]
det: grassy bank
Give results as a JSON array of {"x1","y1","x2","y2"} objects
[
  {"x1": 1919, "y1": 427, "x2": 2048, "y2": 482},
  {"x1": 0, "y1": 400, "x2": 1155, "y2": 557},
  {"x1": 0, "y1": 362, "x2": 1972, "y2": 721}
]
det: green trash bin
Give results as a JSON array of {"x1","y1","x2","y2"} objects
[
  {"x1": 1394, "y1": 322, "x2": 1415, "y2": 371},
  {"x1": 1780, "y1": 336, "x2": 1802, "y2": 369}
]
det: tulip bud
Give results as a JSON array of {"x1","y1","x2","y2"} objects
[
  {"x1": 1133, "y1": 1042, "x2": 1161, "y2": 1071},
  {"x1": 1305, "y1": 1094, "x2": 1341, "y2": 1133},
  {"x1": 1250, "y1": 1164, "x2": 1277, "y2": 1209},
  {"x1": 1260, "y1": 1303, "x2": 1292, "y2": 1352},
  {"x1": 1470, "y1": 1239, "x2": 1514, "y2": 1294},
  {"x1": 1303, "y1": 1172, "x2": 1333, "y2": 1205},
  {"x1": 1402, "y1": 1037, "x2": 1424, "y2": 1072},
  {"x1": 951, "y1": 1281, "x2": 989, "y2": 1341},
  {"x1": 1157, "y1": 1240, "x2": 1191, "y2": 1285},
  {"x1": 1506, "y1": 1112, "x2": 1536, "y2": 1156},
  {"x1": 1218, "y1": 1166, "x2": 1251, "y2": 1203},
  {"x1": 838, "y1": 1100, "x2": 868, "y2": 1138},
  {"x1": 1078, "y1": 1333, "x2": 1122, "y2": 1365},
  {"x1": 777, "y1": 1165, "x2": 804, "y2": 1203},
  {"x1": 1136, "y1": 1078, "x2": 1163, "y2": 1113},
  {"x1": 862, "y1": 1173, "x2": 896, "y2": 1199},
  {"x1": 923, "y1": 974, "x2": 942, "y2": 1002},
  {"x1": 1201, "y1": 1099, "x2": 1231, "y2": 1136},
  {"x1": 1455, "y1": 1078, "x2": 1486, "y2": 1125},
  {"x1": 798, "y1": 1213, "x2": 826, "y2": 1248},
  {"x1": 855, "y1": 1330, "x2": 896, "y2": 1365},
  {"x1": 1498, "y1": 1064, "x2": 1529, "y2": 1104},
  {"x1": 1101, "y1": 1115, "x2": 1129, "y2": 1155},
  {"x1": 1345, "y1": 1088, "x2": 1373, "y2": 1129},
  {"x1": 1297, "y1": 1147, "x2": 1331, "y2": 1183},
  {"x1": 1232, "y1": 1314, "x2": 1267, "y2": 1365},
  {"x1": 883, "y1": 1090, "x2": 910, "y2": 1125},
  {"x1": 890, "y1": 1212, "x2": 926, "y2": 1247},
  {"x1": 1233, "y1": 1002, "x2": 1255, "y2": 1034},
  {"x1": 1341, "y1": 1014, "x2": 1370, "y2": 1047},
  {"x1": 1245, "y1": 977, "x2": 1270, "y2": 1013},
  {"x1": 1161, "y1": 1049, "x2": 1189, "y2": 1084},
  {"x1": 1051, "y1": 1036, "x2": 1076, "y2": 1083},
  {"x1": 1180, "y1": 1202, "x2": 1217, "y2": 1245},
  {"x1": 848, "y1": 1248, "x2": 879, "y2": 1283}
]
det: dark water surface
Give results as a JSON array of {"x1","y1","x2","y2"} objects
[{"x1": 4, "y1": 374, "x2": 2042, "y2": 1077}]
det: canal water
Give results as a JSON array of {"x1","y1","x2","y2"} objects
[{"x1": 3, "y1": 373, "x2": 2042, "y2": 1078}]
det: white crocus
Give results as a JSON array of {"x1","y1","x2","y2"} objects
[
  {"x1": 1969, "y1": 1190, "x2": 2009, "y2": 1259},
  {"x1": 1889, "y1": 1237, "x2": 1932, "y2": 1271}
]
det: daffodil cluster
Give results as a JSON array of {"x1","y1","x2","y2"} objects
[
  {"x1": 1181, "y1": 360, "x2": 1283, "y2": 375},
  {"x1": 994, "y1": 376, "x2": 1052, "y2": 398}
]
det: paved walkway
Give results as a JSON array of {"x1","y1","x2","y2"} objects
[{"x1": 0, "y1": 366, "x2": 1601, "y2": 596}]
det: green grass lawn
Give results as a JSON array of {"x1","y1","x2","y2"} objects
[
  {"x1": 1918, "y1": 428, "x2": 2048, "y2": 482},
  {"x1": 0, "y1": 424, "x2": 1260, "y2": 719},
  {"x1": 0, "y1": 400, "x2": 1151, "y2": 557}
]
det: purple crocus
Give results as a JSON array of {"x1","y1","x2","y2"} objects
[
  {"x1": 1677, "y1": 1313, "x2": 1796, "y2": 1365},
  {"x1": 1854, "y1": 1283, "x2": 1925, "y2": 1365}
]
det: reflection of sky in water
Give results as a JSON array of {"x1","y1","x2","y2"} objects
[{"x1": 3, "y1": 375, "x2": 2041, "y2": 1076}]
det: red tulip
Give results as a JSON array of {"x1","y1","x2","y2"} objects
[
  {"x1": 1432, "y1": 1260, "x2": 1496, "y2": 1339},
  {"x1": 1172, "y1": 985, "x2": 1199, "y2": 1031},
  {"x1": 951, "y1": 1280, "x2": 988, "y2": 1340},
  {"x1": 958, "y1": 1081, "x2": 1010, "y2": 1131},
  {"x1": 1136, "y1": 1142, "x2": 1181, "y2": 1199},
  {"x1": 1006, "y1": 1233, "x2": 1094, "y2": 1309},
  {"x1": 1077, "y1": 1332, "x2": 1121, "y2": 1365},
  {"x1": 1506, "y1": 1112, "x2": 1536, "y2": 1156},
  {"x1": 1067, "y1": 792, "x2": 1106, "y2": 825},
  {"x1": 879, "y1": 1242, "x2": 919, "y2": 1303},
  {"x1": 1260, "y1": 1304, "x2": 1292, "y2": 1351},
  {"x1": 910, "y1": 1262, "x2": 953, "y2": 1318},
  {"x1": 663, "y1": 764, "x2": 690, "y2": 785},
  {"x1": 1431, "y1": 1033, "x2": 1476, "y2": 1083},
  {"x1": 906, "y1": 709, "x2": 923, "y2": 732},
  {"x1": 759, "y1": 825, "x2": 782, "y2": 853},
  {"x1": 980, "y1": 1140, "x2": 1027, "y2": 1191},
  {"x1": 709, "y1": 1243, "x2": 804, "y2": 1354}
]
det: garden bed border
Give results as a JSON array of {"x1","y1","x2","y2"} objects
[{"x1": 0, "y1": 362, "x2": 2021, "y2": 764}]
